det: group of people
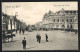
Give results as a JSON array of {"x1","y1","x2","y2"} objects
[
  {"x1": 22, "y1": 33, "x2": 48, "y2": 49},
  {"x1": 36, "y1": 33, "x2": 48, "y2": 43}
]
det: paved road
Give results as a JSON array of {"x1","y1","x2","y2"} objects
[{"x1": 2, "y1": 30, "x2": 78, "y2": 50}]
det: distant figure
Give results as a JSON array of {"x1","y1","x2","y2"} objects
[
  {"x1": 19, "y1": 28, "x2": 21, "y2": 34},
  {"x1": 22, "y1": 37, "x2": 26, "y2": 49},
  {"x1": 36, "y1": 34, "x2": 39, "y2": 42},
  {"x1": 22, "y1": 29, "x2": 24, "y2": 34},
  {"x1": 38, "y1": 34, "x2": 41, "y2": 43},
  {"x1": 45, "y1": 33, "x2": 48, "y2": 42}
]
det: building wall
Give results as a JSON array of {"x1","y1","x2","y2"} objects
[
  {"x1": 2, "y1": 13, "x2": 18, "y2": 31},
  {"x1": 36, "y1": 9, "x2": 78, "y2": 30}
]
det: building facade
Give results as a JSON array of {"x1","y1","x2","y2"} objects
[
  {"x1": 2, "y1": 13, "x2": 18, "y2": 34},
  {"x1": 35, "y1": 8, "x2": 78, "y2": 31}
]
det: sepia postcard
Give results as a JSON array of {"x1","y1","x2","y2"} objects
[{"x1": 2, "y1": 2, "x2": 78, "y2": 51}]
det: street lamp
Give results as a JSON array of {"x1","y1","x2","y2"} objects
[
  {"x1": 10, "y1": 16, "x2": 13, "y2": 32},
  {"x1": 10, "y1": 16, "x2": 13, "y2": 41}
]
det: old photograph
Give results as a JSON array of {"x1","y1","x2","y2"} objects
[{"x1": 2, "y1": 2, "x2": 78, "y2": 50}]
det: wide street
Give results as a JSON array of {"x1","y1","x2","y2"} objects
[{"x1": 2, "y1": 30, "x2": 78, "y2": 50}]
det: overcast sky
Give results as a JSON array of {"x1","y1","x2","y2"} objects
[{"x1": 2, "y1": 2, "x2": 78, "y2": 25}]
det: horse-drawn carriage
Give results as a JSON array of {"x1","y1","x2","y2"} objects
[{"x1": 2, "y1": 30, "x2": 16, "y2": 42}]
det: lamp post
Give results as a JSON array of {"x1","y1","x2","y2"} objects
[{"x1": 10, "y1": 16, "x2": 13, "y2": 41}]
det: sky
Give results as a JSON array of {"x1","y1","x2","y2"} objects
[{"x1": 2, "y1": 2, "x2": 78, "y2": 25}]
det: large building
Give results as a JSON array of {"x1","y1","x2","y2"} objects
[
  {"x1": 35, "y1": 8, "x2": 78, "y2": 31},
  {"x1": 2, "y1": 13, "x2": 17, "y2": 32},
  {"x1": 2, "y1": 12, "x2": 27, "y2": 34}
]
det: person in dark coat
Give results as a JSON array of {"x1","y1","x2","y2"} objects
[
  {"x1": 22, "y1": 29, "x2": 24, "y2": 34},
  {"x1": 38, "y1": 34, "x2": 41, "y2": 43},
  {"x1": 36, "y1": 34, "x2": 39, "y2": 42},
  {"x1": 45, "y1": 33, "x2": 48, "y2": 42},
  {"x1": 22, "y1": 37, "x2": 26, "y2": 49},
  {"x1": 19, "y1": 28, "x2": 21, "y2": 34}
]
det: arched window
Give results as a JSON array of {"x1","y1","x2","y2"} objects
[
  {"x1": 66, "y1": 19, "x2": 68, "y2": 22},
  {"x1": 62, "y1": 24, "x2": 65, "y2": 28},
  {"x1": 70, "y1": 24, "x2": 73, "y2": 29},
  {"x1": 57, "y1": 19, "x2": 59, "y2": 22},
  {"x1": 53, "y1": 19, "x2": 55, "y2": 22},
  {"x1": 70, "y1": 19, "x2": 72, "y2": 22}
]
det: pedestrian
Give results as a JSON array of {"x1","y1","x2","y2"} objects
[
  {"x1": 22, "y1": 37, "x2": 26, "y2": 49},
  {"x1": 45, "y1": 33, "x2": 48, "y2": 42},
  {"x1": 19, "y1": 28, "x2": 21, "y2": 34},
  {"x1": 36, "y1": 34, "x2": 39, "y2": 42},
  {"x1": 38, "y1": 34, "x2": 41, "y2": 43},
  {"x1": 22, "y1": 29, "x2": 24, "y2": 34}
]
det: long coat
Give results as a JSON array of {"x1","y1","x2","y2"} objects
[{"x1": 22, "y1": 40, "x2": 26, "y2": 46}]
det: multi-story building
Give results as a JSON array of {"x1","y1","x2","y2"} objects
[
  {"x1": 2, "y1": 13, "x2": 18, "y2": 34},
  {"x1": 35, "y1": 8, "x2": 78, "y2": 31}
]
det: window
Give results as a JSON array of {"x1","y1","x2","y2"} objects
[
  {"x1": 70, "y1": 19, "x2": 72, "y2": 22},
  {"x1": 65, "y1": 11, "x2": 68, "y2": 13},
  {"x1": 65, "y1": 11, "x2": 69, "y2": 14},
  {"x1": 53, "y1": 19, "x2": 55, "y2": 22},
  {"x1": 62, "y1": 19, "x2": 64, "y2": 22},
  {"x1": 70, "y1": 25, "x2": 73, "y2": 29},
  {"x1": 57, "y1": 19, "x2": 59, "y2": 22},
  {"x1": 66, "y1": 19, "x2": 68, "y2": 22},
  {"x1": 73, "y1": 11, "x2": 76, "y2": 14}
]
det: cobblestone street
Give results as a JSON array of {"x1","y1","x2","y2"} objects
[{"x1": 2, "y1": 30, "x2": 78, "y2": 50}]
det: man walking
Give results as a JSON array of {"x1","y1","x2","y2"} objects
[
  {"x1": 19, "y1": 28, "x2": 21, "y2": 34},
  {"x1": 22, "y1": 29, "x2": 24, "y2": 35},
  {"x1": 45, "y1": 33, "x2": 48, "y2": 42},
  {"x1": 22, "y1": 37, "x2": 26, "y2": 49},
  {"x1": 38, "y1": 34, "x2": 41, "y2": 43}
]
